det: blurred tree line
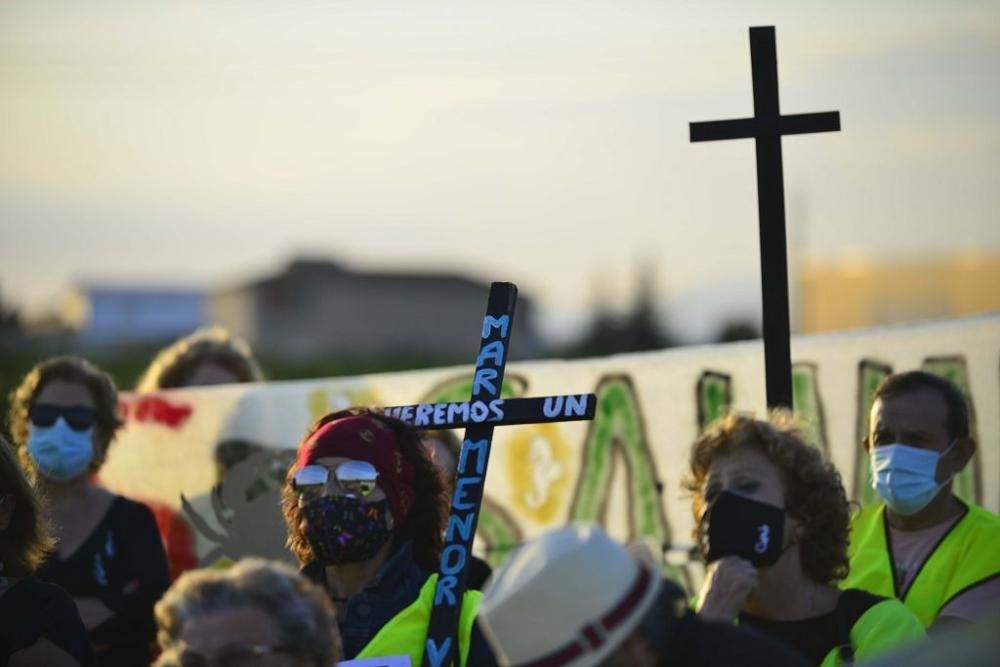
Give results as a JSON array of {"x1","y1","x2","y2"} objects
[{"x1": 556, "y1": 269, "x2": 760, "y2": 358}]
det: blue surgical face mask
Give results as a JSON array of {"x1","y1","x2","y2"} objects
[
  {"x1": 870, "y1": 441, "x2": 956, "y2": 516},
  {"x1": 27, "y1": 418, "x2": 95, "y2": 481}
]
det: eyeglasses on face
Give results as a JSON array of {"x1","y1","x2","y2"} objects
[
  {"x1": 291, "y1": 460, "x2": 379, "y2": 500},
  {"x1": 28, "y1": 404, "x2": 98, "y2": 432},
  {"x1": 158, "y1": 641, "x2": 296, "y2": 667}
]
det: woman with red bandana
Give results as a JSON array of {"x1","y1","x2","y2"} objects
[{"x1": 281, "y1": 409, "x2": 497, "y2": 665}]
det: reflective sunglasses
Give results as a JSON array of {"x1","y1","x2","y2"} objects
[
  {"x1": 158, "y1": 642, "x2": 295, "y2": 667},
  {"x1": 291, "y1": 460, "x2": 379, "y2": 499},
  {"x1": 28, "y1": 404, "x2": 98, "y2": 431}
]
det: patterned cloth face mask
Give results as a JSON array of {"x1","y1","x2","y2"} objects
[{"x1": 300, "y1": 495, "x2": 394, "y2": 565}]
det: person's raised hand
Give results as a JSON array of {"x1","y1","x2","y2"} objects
[{"x1": 696, "y1": 556, "x2": 758, "y2": 623}]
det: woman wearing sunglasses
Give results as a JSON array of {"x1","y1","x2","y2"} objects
[
  {"x1": 281, "y1": 410, "x2": 497, "y2": 666},
  {"x1": 8, "y1": 356, "x2": 170, "y2": 666}
]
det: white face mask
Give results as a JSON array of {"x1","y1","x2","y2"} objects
[{"x1": 870, "y1": 440, "x2": 956, "y2": 516}]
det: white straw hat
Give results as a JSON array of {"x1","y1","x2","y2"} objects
[{"x1": 478, "y1": 523, "x2": 663, "y2": 667}]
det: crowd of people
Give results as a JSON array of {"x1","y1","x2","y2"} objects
[{"x1": 0, "y1": 326, "x2": 997, "y2": 666}]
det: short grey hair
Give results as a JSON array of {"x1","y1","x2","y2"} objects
[{"x1": 155, "y1": 558, "x2": 340, "y2": 666}]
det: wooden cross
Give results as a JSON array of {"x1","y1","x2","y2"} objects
[
  {"x1": 379, "y1": 282, "x2": 595, "y2": 667},
  {"x1": 690, "y1": 26, "x2": 840, "y2": 408}
]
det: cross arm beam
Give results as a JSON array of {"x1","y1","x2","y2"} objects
[
  {"x1": 779, "y1": 111, "x2": 840, "y2": 135},
  {"x1": 690, "y1": 111, "x2": 840, "y2": 143},
  {"x1": 379, "y1": 394, "x2": 598, "y2": 429},
  {"x1": 690, "y1": 118, "x2": 757, "y2": 142}
]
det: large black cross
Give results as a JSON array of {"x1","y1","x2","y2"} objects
[
  {"x1": 690, "y1": 26, "x2": 840, "y2": 408},
  {"x1": 377, "y1": 282, "x2": 595, "y2": 667}
]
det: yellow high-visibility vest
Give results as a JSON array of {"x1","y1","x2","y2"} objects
[
  {"x1": 844, "y1": 499, "x2": 1000, "y2": 627},
  {"x1": 818, "y1": 596, "x2": 924, "y2": 666},
  {"x1": 354, "y1": 574, "x2": 480, "y2": 666}
]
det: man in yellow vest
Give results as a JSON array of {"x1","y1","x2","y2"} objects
[{"x1": 844, "y1": 371, "x2": 1000, "y2": 631}]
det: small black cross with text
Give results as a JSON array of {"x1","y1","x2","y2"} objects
[{"x1": 378, "y1": 282, "x2": 595, "y2": 667}]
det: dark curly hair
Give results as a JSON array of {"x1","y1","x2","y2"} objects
[
  {"x1": 7, "y1": 356, "x2": 124, "y2": 476},
  {"x1": 681, "y1": 410, "x2": 850, "y2": 585},
  {"x1": 282, "y1": 408, "x2": 448, "y2": 572}
]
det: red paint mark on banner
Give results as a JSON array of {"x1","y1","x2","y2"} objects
[{"x1": 119, "y1": 396, "x2": 193, "y2": 429}]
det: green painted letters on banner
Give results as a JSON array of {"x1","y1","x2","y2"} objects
[
  {"x1": 697, "y1": 371, "x2": 732, "y2": 431},
  {"x1": 792, "y1": 363, "x2": 829, "y2": 453}
]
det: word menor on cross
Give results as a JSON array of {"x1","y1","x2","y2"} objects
[{"x1": 421, "y1": 282, "x2": 596, "y2": 667}]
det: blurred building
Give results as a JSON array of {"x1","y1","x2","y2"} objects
[
  {"x1": 38, "y1": 285, "x2": 206, "y2": 345},
  {"x1": 798, "y1": 254, "x2": 1000, "y2": 333},
  {"x1": 210, "y1": 258, "x2": 542, "y2": 361}
]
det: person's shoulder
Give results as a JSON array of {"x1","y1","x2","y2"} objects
[
  {"x1": 853, "y1": 594, "x2": 921, "y2": 626},
  {"x1": 956, "y1": 502, "x2": 1000, "y2": 556},
  {"x1": 847, "y1": 590, "x2": 924, "y2": 660},
  {"x1": 965, "y1": 502, "x2": 1000, "y2": 529}
]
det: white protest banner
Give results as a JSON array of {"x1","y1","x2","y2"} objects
[{"x1": 100, "y1": 314, "x2": 1000, "y2": 586}]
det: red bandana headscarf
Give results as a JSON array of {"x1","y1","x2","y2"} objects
[{"x1": 295, "y1": 415, "x2": 417, "y2": 526}]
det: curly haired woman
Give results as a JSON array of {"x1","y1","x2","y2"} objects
[
  {"x1": 8, "y1": 357, "x2": 169, "y2": 666},
  {"x1": 684, "y1": 411, "x2": 924, "y2": 666}
]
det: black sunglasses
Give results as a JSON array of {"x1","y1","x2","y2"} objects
[{"x1": 29, "y1": 404, "x2": 98, "y2": 432}]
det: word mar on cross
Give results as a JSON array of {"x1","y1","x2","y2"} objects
[
  {"x1": 396, "y1": 282, "x2": 594, "y2": 667},
  {"x1": 689, "y1": 26, "x2": 840, "y2": 408}
]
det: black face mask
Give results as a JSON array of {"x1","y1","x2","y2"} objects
[{"x1": 701, "y1": 490, "x2": 786, "y2": 567}]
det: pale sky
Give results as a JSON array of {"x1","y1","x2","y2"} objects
[{"x1": 2, "y1": 1, "x2": 998, "y2": 341}]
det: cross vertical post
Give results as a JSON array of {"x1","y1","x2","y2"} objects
[
  {"x1": 690, "y1": 26, "x2": 840, "y2": 408},
  {"x1": 419, "y1": 282, "x2": 596, "y2": 667}
]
